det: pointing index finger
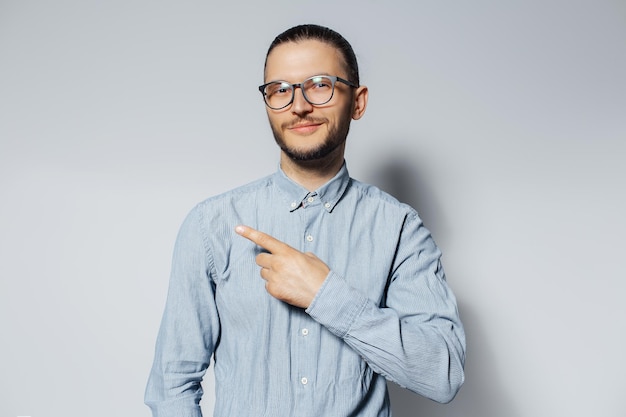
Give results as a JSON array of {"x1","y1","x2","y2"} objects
[{"x1": 235, "y1": 225, "x2": 291, "y2": 254}]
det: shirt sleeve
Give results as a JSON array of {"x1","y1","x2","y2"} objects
[
  {"x1": 145, "y1": 206, "x2": 220, "y2": 417},
  {"x1": 306, "y1": 211, "x2": 466, "y2": 403}
]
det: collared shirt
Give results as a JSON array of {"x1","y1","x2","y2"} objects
[{"x1": 145, "y1": 163, "x2": 465, "y2": 417}]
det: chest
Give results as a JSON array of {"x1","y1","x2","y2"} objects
[{"x1": 211, "y1": 203, "x2": 401, "y2": 323}]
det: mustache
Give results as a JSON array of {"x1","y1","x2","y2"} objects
[{"x1": 282, "y1": 117, "x2": 328, "y2": 130}]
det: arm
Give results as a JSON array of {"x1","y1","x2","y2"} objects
[
  {"x1": 306, "y1": 212, "x2": 465, "y2": 403},
  {"x1": 145, "y1": 207, "x2": 220, "y2": 417},
  {"x1": 235, "y1": 214, "x2": 465, "y2": 403}
]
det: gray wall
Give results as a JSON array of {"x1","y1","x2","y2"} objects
[{"x1": 1, "y1": 1, "x2": 625, "y2": 416}]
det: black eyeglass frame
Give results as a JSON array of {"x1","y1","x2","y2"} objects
[{"x1": 258, "y1": 75, "x2": 358, "y2": 110}]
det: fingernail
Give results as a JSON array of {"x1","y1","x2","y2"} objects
[{"x1": 235, "y1": 225, "x2": 245, "y2": 234}]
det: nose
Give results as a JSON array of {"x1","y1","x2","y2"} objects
[{"x1": 291, "y1": 86, "x2": 313, "y2": 116}]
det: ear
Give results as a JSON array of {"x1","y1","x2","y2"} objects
[{"x1": 351, "y1": 85, "x2": 368, "y2": 120}]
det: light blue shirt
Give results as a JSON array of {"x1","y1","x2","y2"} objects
[{"x1": 145, "y1": 163, "x2": 465, "y2": 417}]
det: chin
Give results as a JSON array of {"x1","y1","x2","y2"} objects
[
  {"x1": 272, "y1": 118, "x2": 349, "y2": 163},
  {"x1": 284, "y1": 140, "x2": 345, "y2": 162}
]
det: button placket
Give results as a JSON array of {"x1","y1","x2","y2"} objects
[{"x1": 297, "y1": 192, "x2": 321, "y2": 392}]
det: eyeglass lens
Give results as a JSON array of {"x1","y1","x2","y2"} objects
[{"x1": 264, "y1": 76, "x2": 335, "y2": 109}]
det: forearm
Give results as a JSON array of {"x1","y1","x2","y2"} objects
[
  {"x1": 145, "y1": 370, "x2": 205, "y2": 417},
  {"x1": 145, "y1": 328, "x2": 210, "y2": 417},
  {"x1": 307, "y1": 270, "x2": 465, "y2": 403}
]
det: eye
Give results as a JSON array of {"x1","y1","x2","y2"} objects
[
  {"x1": 309, "y1": 76, "x2": 332, "y2": 89},
  {"x1": 266, "y1": 82, "x2": 292, "y2": 97}
]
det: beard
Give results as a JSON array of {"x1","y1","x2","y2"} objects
[{"x1": 270, "y1": 103, "x2": 353, "y2": 162}]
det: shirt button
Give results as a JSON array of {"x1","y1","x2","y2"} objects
[
  {"x1": 307, "y1": 196, "x2": 315, "y2": 203},
  {"x1": 301, "y1": 328, "x2": 309, "y2": 336},
  {"x1": 290, "y1": 202, "x2": 297, "y2": 208},
  {"x1": 324, "y1": 202, "x2": 331, "y2": 209},
  {"x1": 301, "y1": 377, "x2": 308, "y2": 385},
  {"x1": 306, "y1": 235, "x2": 313, "y2": 242}
]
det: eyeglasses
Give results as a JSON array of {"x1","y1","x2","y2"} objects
[{"x1": 258, "y1": 75, "x2": 357, "y2": 110}]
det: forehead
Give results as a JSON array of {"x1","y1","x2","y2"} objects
[{"x1": 264, "y1": 39, "x2": 347, "y2": 82}]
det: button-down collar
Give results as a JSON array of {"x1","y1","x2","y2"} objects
[{"x1": 274, "y1": 163, "x2": 351, "y2": 213}]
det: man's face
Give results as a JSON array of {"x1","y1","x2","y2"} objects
[{"x1": 263, "y1": 40, "x2": 357, "y2": 162}]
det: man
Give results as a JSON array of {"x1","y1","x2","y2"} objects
[{"x1": 145, "y1": 24, "x2": 465, "y2": 417}]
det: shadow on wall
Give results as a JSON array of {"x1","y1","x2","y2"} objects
[
  {"x1": 365, "y1": 152, "x2": 519, "y2": 417},
  {"x1": 364, "y1": 155, "x2": 447, "y2": 240}
]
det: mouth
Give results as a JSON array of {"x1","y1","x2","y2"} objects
[
  {"x1": 285, "y1": 119, "x2": 326, "y2": 135},
  {"x1": 288, "y1": 123, "x2": 322, "y2": 135}
]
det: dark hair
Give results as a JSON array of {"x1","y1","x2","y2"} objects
[{"x1": 265, "y1": 24, "x2": 360, "y2": 86}]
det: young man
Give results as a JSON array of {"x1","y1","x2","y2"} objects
[{"x1": 145, "y1": 24, "x2": 465, "y2": 417}]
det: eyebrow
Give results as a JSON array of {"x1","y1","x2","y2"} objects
[{"x1": 265, "y1": 73, "x2": 334, "y2": 83}]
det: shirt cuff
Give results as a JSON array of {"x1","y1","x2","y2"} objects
[
  {"x1": 147, "y1": 401, "x2": 203, "y2": 417},
  {"x1": 150, "y1": 408, "x2": 202, "y2": 417},
  {"x1": 306, "y1": 270, "x2": 369, "y2": 338}
]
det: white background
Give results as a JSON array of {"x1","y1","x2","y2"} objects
[{"x1": 1, "y1": 1, "x2": 625, "y2": 416}]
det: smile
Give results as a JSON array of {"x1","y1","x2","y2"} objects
[{"x1": 288, "y1": 123, "x2": 323, "y2": 135}]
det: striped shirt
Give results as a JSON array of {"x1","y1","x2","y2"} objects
[{"x1": 145, "y1": 163, "x2": 465, "y2": 417}]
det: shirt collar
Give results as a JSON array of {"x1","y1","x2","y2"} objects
[{"x1": 273, "y1": 162, "x2": 351, "y2": 213}]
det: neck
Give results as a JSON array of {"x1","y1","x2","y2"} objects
[{"x1": 280, "y1": 150, "x2": 345, "y2": 191}]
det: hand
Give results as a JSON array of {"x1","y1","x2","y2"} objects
[{"x1": 235, "y1": 225, "x2": 330, "y2": 308}]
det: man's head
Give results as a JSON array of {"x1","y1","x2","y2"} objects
[
  {"x1": 264, "y1": 24, "x2": 360, "y2": 87},
  {"x1": 261, "y1": 24, "x2": 368, "y2": 164}
]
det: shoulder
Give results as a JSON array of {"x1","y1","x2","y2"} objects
[
  {"x1": 348, "y1": 177, "x2": 420, "y2": 220},
  {"x1": 177, "y1": 174, "x2": 276, "y2": 251},
  {"x1": 197, "y1": 174, "x2": 274, "y2": 208},
  {"x1": 181, "y1": 174, "x2": 276, "y2": 233}
]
